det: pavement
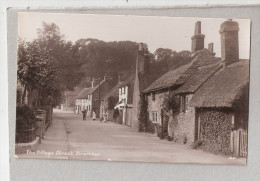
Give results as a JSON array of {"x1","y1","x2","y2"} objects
[{"x1": 16, "y1": 109, "x2": 247, "y2": 165}]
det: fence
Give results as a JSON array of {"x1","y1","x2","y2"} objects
[{"x1": 231, "y1": 129, "x2": 247, "y2": 157}]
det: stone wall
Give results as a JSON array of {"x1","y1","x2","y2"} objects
[
  {"x1": 147, "y1": 92, "x2": 167, "y2": 125},
  {"x1": 173, "y1": 94, "x2": 196, "y2": 144}
]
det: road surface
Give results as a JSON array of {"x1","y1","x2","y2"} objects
[{"x1": 16, "y1": 109, "x2": 246, "y2": 165}]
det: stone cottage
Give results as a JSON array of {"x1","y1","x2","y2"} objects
[
  {"x1": 189, "y1": 20, "x2": 249, "y2": 156},
  {"x1": 75, "y1": 75, "x2": 115, "y2": 118},
  {"x1": 142, "y1": 21, "x2": 222, "y2": 144}
]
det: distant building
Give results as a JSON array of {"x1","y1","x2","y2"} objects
[
  {"x1": 75, "y1": 75, "x2": 115, "y2": 118},
  {"x1": 100, "y1": 81, "x2": 122, "y2": 122},
  {"x1": 61, "y1": 87, "x2": 84, "y2": 111},
  {"x1": 114, "y1": 74, "x2": 135, "y2": 126}
]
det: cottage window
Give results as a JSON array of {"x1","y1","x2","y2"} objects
[
  {"x1": 119, "y1": 88, "x2": 122, "y2": 95},
  {"x1": 180, "y1": 95, "x2": 188, "y2": 112},
  {"x1": 122, "y1": 87, "x2": 125, "y2": 94},
  {"x1": 152, "y1": 111, "x2": 158, "y2": 122},
  {"x1": 152, "y1": 93, "x2": 155, "y2": 101}
]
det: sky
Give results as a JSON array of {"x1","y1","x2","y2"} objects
[{"x1": 18, "y1": 12, "x2": 251, "y2": 59}]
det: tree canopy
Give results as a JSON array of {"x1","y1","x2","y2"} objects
[{"x1": 17, "y1": 22, "x2": 192, "y2": 107}]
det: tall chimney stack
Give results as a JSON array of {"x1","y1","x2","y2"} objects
[
  {"x1": 191, "y1": 21, "x2": 205, "y2": 53},
  {"x1": 219, "y1": 19, "x2": 239, "y2": 66},
  {"x1": 136, "y1": 43, "x2": 149, "y2": 74}
]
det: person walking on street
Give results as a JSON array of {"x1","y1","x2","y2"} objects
[
  {"x1": 82, "y1": 109, "x2": 87, "y2": 120},
  {"x1": 92, "y1": 111, "x2": 96, "y2": 121}
]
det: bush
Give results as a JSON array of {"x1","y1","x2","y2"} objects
[
  {"x1": 113, "y1": 108, "x2": 120, "y2": 120},
  {"x1": 16, "y1": 104, "x2": 37, "y2": 143},
  {"x1": 107, "y1": 96, "x2": 118, "y2": 110}
]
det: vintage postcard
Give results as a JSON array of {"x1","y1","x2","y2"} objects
[{"x1": 15, "y1": 12, "x2": 250, "y2": 165}]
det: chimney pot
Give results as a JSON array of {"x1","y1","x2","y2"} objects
[
  {"x1": 194, "y1": 21, "x2": 202, "y2": 35},
  {"x1": 219, "y1": 20, "x2": 239, "y2": 66}
]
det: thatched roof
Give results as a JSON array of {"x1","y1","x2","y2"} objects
[
  {"x1": 76, "y1": 80, "x2": 105, "y2": 99},
  {"x1": 143, "y1": 64, "x2": 191, "y2": 93},
  {"x1": 143, "y1": 49, "x2": 220, "y2": 93},
  {"x1": 175, "y1": 64, "x2": 222, "y2": 94},
  {"x1": 189, "y1": 60, "x2": 249, "y2": 108}
]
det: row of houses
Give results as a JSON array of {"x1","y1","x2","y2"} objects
[{"x1": 74, "y1": 19, "x2": 249, "y2": 157}]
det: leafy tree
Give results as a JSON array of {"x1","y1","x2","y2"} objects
[
  {"x1": 17, "y1": 39, "x2": 58, "y2": 106},
  {"x1": 36, "y1": 22, "x2": 83, "y2": 91},
  {"x1": 154, "y1": 48, "x2": 177, "y2": 62}
]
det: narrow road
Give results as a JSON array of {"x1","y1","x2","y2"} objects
[{"x1": 17, "y1": 109, "x2": 246, "y2": 165}]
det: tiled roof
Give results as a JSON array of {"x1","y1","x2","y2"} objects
[
  {"x1": 76, "y1": 80, "x2": 105, "y2": 99},
  {"x1": 189, "y1": 60, "x2": 249, "y2": 108},
  {"x1": 101, "y1": 82, "x2": 122, "y2": 100}
]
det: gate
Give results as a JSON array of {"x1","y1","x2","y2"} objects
[{"x1": 231, "y1": 129, "x2": 247, "y2": 157}]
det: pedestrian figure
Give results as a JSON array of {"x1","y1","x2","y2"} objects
[
  {"x1": 92, "y1": 111, "x2": 96, "y2": 120},
  {"x1": 82, "y1": 109, "x2": 87, "y2": 120}
]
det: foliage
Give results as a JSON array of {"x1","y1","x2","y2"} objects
[
  {"x1": 36, "y1": 22, "x2": 83, "y2": 91},
  {"x1": 17, "y1": 39, "x2": 57, "y2": 90},
  {"x1": 76, "y1": 39, "x2": 139, "y2": 83},
  {"x1": 17, "y1": 39, "x2": 61, "y2": 107},
  {"x1": 113, "y1": 108, "x2": 120, "y2": 120},
  {"x1": 162, "y1": 93, "x2": 180, "y2": 113},
  {"x1": 16, "y1": 104, "x2": 37, "y2": 143},
  {"x1": 138, "y1": 95, "x2": 149, "y2": 132},
  {"x1": 149, "y1": 49, "x2": 191, "y2": 78},
  {"x1": 107, "y1": 96, "x2": 118, "y2": 110},
  {"x1": 198, "y1": 108, "x2": 233, "y2": 155},
  {"x1": 154, "y1": 48, "x2": 177, "y2": 62}
]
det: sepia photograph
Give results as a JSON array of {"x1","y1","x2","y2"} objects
[{"x1": 15, "y1": 12, "x2": 250, "y2": 165}]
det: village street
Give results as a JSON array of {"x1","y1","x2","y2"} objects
[{"x1": 17, "y1": 109, "x2": 246, "y2": 165}]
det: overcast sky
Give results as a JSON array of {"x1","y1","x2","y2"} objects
[{"x1": 18, "y1": 12, "x2": 251, "y2": 59}]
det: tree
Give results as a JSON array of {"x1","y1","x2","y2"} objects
[
  {"x1": 17, "y1": 39, "x2": 62, "y2": 107},
  {"x1": 154, "y1": 48, "x2": 177, "y2": 62},
  {"x1": 36, "y1": 22, "x2": 83, "y2": 91}
]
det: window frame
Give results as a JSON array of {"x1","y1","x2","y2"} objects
[{"x1": 152, "y1": 111, "x2": 158, "y2": 123}]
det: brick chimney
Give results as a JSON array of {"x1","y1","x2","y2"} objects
[
  {"x1": 219, "y1": 19, "x2": 239, "y2": 66},
  {"x1": 136, "y1": 43, "x2": 149, "y2": 74},
  {"x1": 208, "y1": 43, "x2": 216, "y2": 56},
  {"x1": 191, "y1": 21, "x2": 205, "y2": 52}
]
